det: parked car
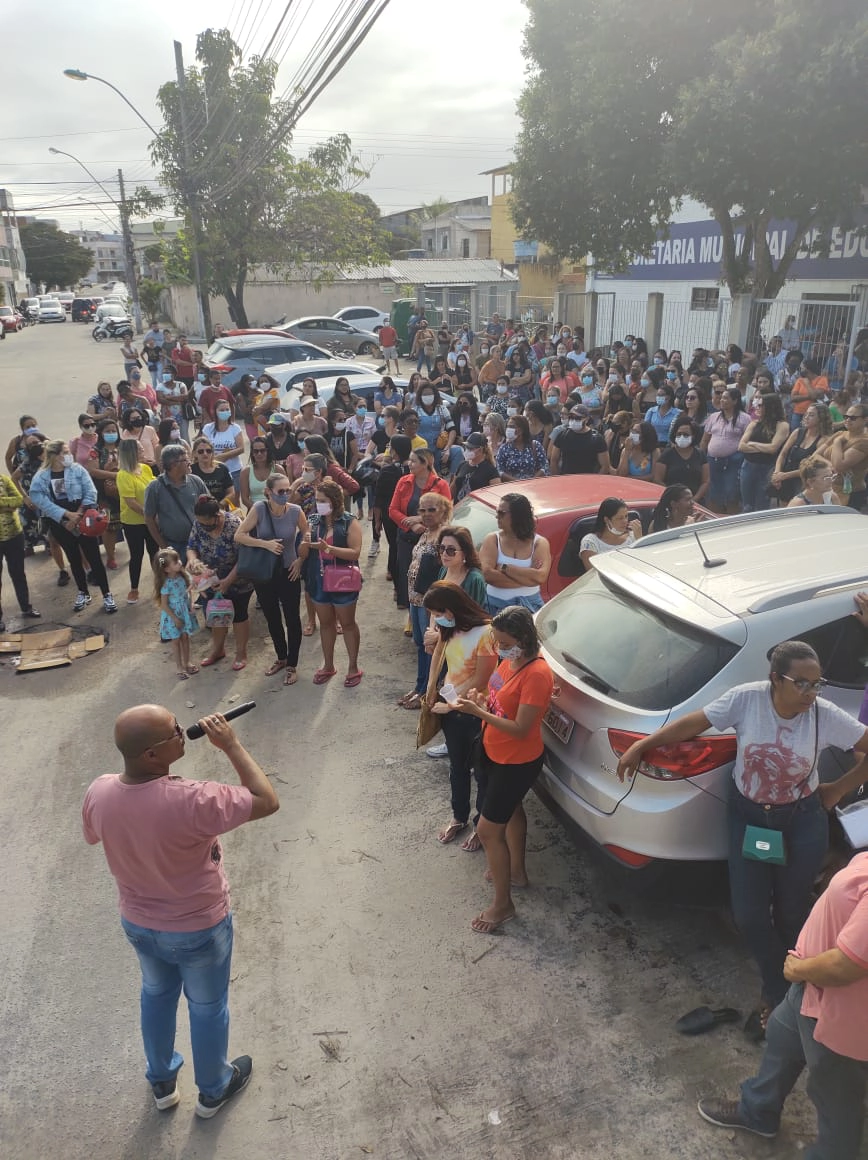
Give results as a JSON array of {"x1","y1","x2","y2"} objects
[
  {"x1": 205, "y1": 335, "x2": 333, "y2": 387},
  {"x1": 38, "y1": 299, "x2": 66, "y2": 323},
  {"x1": 266, "y1": 357, "x2": 405, "y2": 391},
  {"x1": 276, "y1": 370, "x2": 415, "y2": 414},
  {"x1": 283, "y1": 316, "x2": 380, "y2": 356},
  {"x1": 95, "y1": 302, "x2": 130, "y2": 323},
  {"x1": 222, "y1": 328, "x2": 297, "y2": 339},
  {"x1": 55, "y1": 292, "x2": 75, "y2": 312},
  {"x1": 0, "y1": 306, "x2": 23, "y2": 333},
  {"x1": 535, "y1": 506, "x2": 868, "y2": 872},
  {"x1": 334, "y1": 305, "x2": 390, "y2": 333},
  {"x1": 71, "y1": 297, "x2": 98, "y2": 323},
  {"x1": 451, "y1": 476, "x2": 670, "y2": 603}
]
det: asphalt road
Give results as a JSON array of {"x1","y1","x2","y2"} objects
[{"x1": 0, "y1": 319, "x2": 829, "y2": 1159}]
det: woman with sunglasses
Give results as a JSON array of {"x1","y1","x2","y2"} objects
[
  {"x1": 479, "y1": 492, "x2": 551, "y2": 615},
  {"x1": 234, "y1": 472, "x2": 308, "y2": 684},
  {"x1": 70, "y1": 414, "x2": 99, "y2": 466},
  {"x1": 240, "y1": 437, "x2": 287, "y2": 510},
  {"x1": 398, "y1": 491, "x2": 453, "y2": 709},
  {"x1": 617, "y1": 639, "x2": 868, "y2": 1039},
  {"x1": 190, "y1": 437, "x2": 237, "y2": 508}
]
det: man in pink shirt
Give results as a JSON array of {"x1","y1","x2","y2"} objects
[
  {"x1": 698, "y1": 852, "x2": 868, "y2": 1158},
  {"x1": 82, "y1": 705, "x2": 279, "y2": 1118}
]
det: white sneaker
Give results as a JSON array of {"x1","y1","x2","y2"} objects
[
  {"x1": 368, "y1": 540, "x2": 380, "y2": 558},
  {"x1": 103, "y1": 594, "x2": 118, "y2": 614},
  {"x1": 426, "y1": 742, "x2": 448, "y2": 759},
  {"x1": 73, "y1": 591, "x2": 92, "y2": 612}
]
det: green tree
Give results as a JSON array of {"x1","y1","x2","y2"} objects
[
  {"x1": 138, "y1": 278, "x2": 167, "y2": 318},
  {"x1": 19, "y1": 222, "x2": 93, "y2": 289},
  {"x1": 151, "y1": 28, "x2": 387, "y2": 326},
  {"x1": 512, "y1": 0, "x2": 868, "y2": 299}
]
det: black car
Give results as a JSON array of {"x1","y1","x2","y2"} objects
[{"x1": 71, "y1": 297, "x2": 97, "y2": 323}]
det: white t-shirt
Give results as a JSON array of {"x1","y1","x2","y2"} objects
[
  {"x1": 203, "y1": 422, "x2": 244, "y2": 475},
  {"x1": 704, "y1": 681, "x2": 864, "y2": 804},
  {"x1": 579, "y1": 530, "x2": 636, "y2": 556}
]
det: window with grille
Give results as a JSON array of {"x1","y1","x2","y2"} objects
[{"x1": 691, "y1": 287, "x2": 720, "y2": 311}]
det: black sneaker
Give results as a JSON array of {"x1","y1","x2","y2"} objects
[
  {"x1": 57, "y1": 569, "x2": 70, "y2": 587},
  {"x1": 697, "y1": 1098, "x2": 777, "y2": 1138},
  {"x1": 152, "y1": 1079, "x2": 180, "y2": 1111},
  {"x1": 195, "y1": 1056, "x2": 252, "y2": 1119}
]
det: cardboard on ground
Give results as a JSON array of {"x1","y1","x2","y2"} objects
[{"x1": 0, "y1": 628, "x2": 105, "y2": 671}]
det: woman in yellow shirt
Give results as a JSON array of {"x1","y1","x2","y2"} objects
[
  {"x1": 0, "y1": 473, "x2": 41, "y2": 630},
  {"x1": 116, "y1": 439, "x2": 156, "y2": 604}
]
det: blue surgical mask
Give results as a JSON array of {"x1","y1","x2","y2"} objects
[
  {"x1": 377, "y1": 416, "x2": 386, "y2": 428},
  {"x1": 666, "y1": 371, "x2": 677, "y2": 381},
  {"x1": 197, "y1": 373, "x2": 206, "y2": 383},
  {"x1": 297, "y1": 440, "x2": 306, "y2": 451},
  {"x1": 581, "y1": 375, "x2": 594, "y2": 385},
  {"x1": 356, "y1": 407, "x2": 367, "y2": 418},
  {"x1": 654, "y1": 357, "x2": 664, "y2": 365},
  {"x1": 162, "y1": 373, "x2": 173, "y2": 383},
  {"x1": 498, "y1": 644, "x2": 523, "y2": 661},
  {"x1": 434, "y1": 615, "x2": 456, "y2": 628},
  {"x1": 103, "y1": 432, "x2": 119, "y2": 444},
  {"x1": 641, "y1": 377, "x2": 651, "y2": 388},
  {"x1": 24, "y1": 426, "x2": 39, "y2": 436}
]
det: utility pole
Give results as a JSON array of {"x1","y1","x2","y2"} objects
[
  {"x1": 174, "y1": 40, "x2": 211, "y2": 341},
  {"x1": 117, "y1": 168, "x2": 143, "y2": 334}
]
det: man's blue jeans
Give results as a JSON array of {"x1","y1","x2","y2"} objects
[
  {"x1": 121, "y1": 913, "x2": 235, "y2": 1099},
  {"x1": 739, "y1": 983, "x2": 866, "y2": 1159}
]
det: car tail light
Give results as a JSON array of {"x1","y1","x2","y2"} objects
[
  {"x1": 603, "y1": 845, "x2": 655, "y2": 869},
  {"x1": 608, "y1": 729, "x2": 737, "y2": 781},
  {"x1": 212, "y1": 363, "x2": 234, "y2": 372}
]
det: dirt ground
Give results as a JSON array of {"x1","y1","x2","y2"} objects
[{"x1": 0, "y1": 322, "x2": 842, "y2": 1158}]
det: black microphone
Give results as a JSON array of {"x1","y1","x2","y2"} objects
[{"x1": 186, "y1": 700, "x2": 257, "y2": 740}]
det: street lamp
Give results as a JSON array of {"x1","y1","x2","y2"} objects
[
  {"x1": 47, "y1": 146, "x2": 143, "y2": 332},
  {"x1": 62, "y1": 69, "x2": 160, "y2": 135}
]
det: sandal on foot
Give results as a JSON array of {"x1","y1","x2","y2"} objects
[
  {"x1": 399, "y1": 692, "x2": 422, "y2": 710},
  {"x1": 437, "y1": 820, "x2": 467, "y2": 845},
  {"x1": 302, "y1": 623, "x2": 315, "y2": 637},
  {"x1": 313, "y1": 667, "x2": 337, "y2": 685},
  {"x1": 283, "y1": 667, "x2": 298, "y2": 686},
  {"x1": 344, "y1": 670, "x2": 363, "y2": 688},
  {"x1": 186, "y1": 664, "x2": 199, "y2": 676},
  {"x1": 231, "y1": 659, "x2": 247, "y2": 671},
  {"x1": 483, "y1": 867, "x2": 528, "y2": 888},
  {"x1": 177, "y1": 671, "x2": 189, "y2": 681},
  {"x1": 460, "y1": 830, "x2": 482, "y2": 853},
  {"x1": 200, "y1": 653, "x2": 226, "y2": 668},
  {"x1": 264, "y1": 659, "x2": 286, "y2": 676},
  {"x1": 471, "y1": 910, "x2": 516, "y2": 935}
]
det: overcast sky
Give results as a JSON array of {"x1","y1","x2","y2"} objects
[{"x1": 6, "y1": 0, "x2": 528, "y2": 234}]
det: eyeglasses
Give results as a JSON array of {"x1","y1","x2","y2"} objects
[
  {"x1": 845, "y1": 414, "x2": 862, "y2": 421},
  {"x1": 439, "y1": 545, "x2": 459, "y2": 556},
  {"x1": 779, "y1": 675, "x2": 826, "y2": 694},
  {"x1": 139, "y1": 720, "x2": 183, "y2": 756},
  {"x1": 271, "y1": 488, "x2": 292, "y2": 497},
  {"x1": 196, "y1": 448, "x2": 212, "y2": 455},
  {"x1": 252, "y1": 446, "x2": 268, "y2": 452}
]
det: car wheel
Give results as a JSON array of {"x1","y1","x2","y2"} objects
[{"x1": 357, "y1": 342, "x2": 374, "y2": 355}]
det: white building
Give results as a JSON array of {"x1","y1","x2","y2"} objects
[
  {"x1": 69, "y1": 230, "x2": 126, "y2": 286},
  {"x1": 0, "y1": 190, "x2": 29, "y2": 303}
]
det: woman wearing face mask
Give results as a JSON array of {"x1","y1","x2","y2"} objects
[
  {"x1": 454, "y1": 605, "x2": 555, "y2": 933},
  {"x1": 496, "y1": 416, "x2": 548, "y2": 483},
  {"x1": 397, "y1": 491, "x2": 453, "y2": 708},
  {"x1": 479, "y1": 493, "x2": 551, "y2": 615},
  {"x1": 650, "y1": 484, "x2": 697, "y2": 532},
  {"x1": 450, "y1": 392, "x2": 482, "y2": 442},
  {"x1": 701, "y1": 387, "x2": 750, "y2": 514},
  {"x1": 230, "y1": 374, "x2": 259, "y2": 442},
  {"x1": 70, "y1": 414, "x2": 99, "y2": 467},
  {"x1": 601, "y1": 376, "x2": 630, "y2": 421},
  {"x1": 577, "y1": 366, "x2": 604, "y2": 419},
  {"x1": 617, "y1": 420, "x2": 659, "y2": 479},
  {"x1": 579, "y1": 497, "x2": 642, "y2": 569},
  {"x1": 422, "y1": 582, "x2": 499, "y2": 846},
  {"x1": 190, "y1": 437, "x2": 238, "y2": 508},
  {"x1": 603, "y1": 410, "x2": 634, "y2": 474},
  {"x1": 346, "y1": 398, "x2": 377, "y2": 521},
  {"x1": 10, "y1": 433, "x2": 55, "y2": 563},
  {"x1": 86, "y1": 418, "x2": 123, "y2": 571},
  {"x1": 506, "y1": 348, "x2": 534, "y2": 403},
  {"x1": 414, "y1": 381, "x2": 460, "y2": 476},
  {"x1": 539, "y1": 357, "x2": 578, "y2": 405},
  {"x1": 524, "y1": 400, "x2": 554, "y2": 449},
  {"x1": 297, "y1": 478, "x2": 363, "y2": 687},
  {"x1": 482, "y1": 412, "x2": 506, "y2": 459},
  {"x1": 156, "y1": 370, "x2": 195, "y2": 444},
  {"x1": 388, "y1": 448, "x2": 452, "y2": 612},
  {"x1": 155, "y1": 418, "x2": 192, "y2": 464},
  {"x1": 486, "y1": 376, "x2": 512, "y2": 418},
  {"x1": 738, "y1": 392, "x2": 790, "y2": 513},
  {"x1": 235, "y1": 471, "x2": 309, "y2": 684},
  {"x1": 374, "y1": 375, "x2": 403, "y2": 415},
  {"x1": 120, "y1": 407, "x2": 159, "y2": 468},
  {"x1": 770, "y1": 403, "x2": 834, "y2": 505},
  {"x1": 451, "y1": 351, "x2": 478, "y2": 396},
  {"x1": 451, "y1": 433, "x2": 500, "y2": 502},
  {"x1": 240, "y1": 436, "x2": 287, "y2": 510},
  {"x1": 644, "y1": 381, "x2": 682, "y2": 445},
  {"x1": 326, "y1": 409, "x2": 359, "y2": 478},
  {"x1": 116, "y1": 438, "x2": 157, "y2": 604},
  {"x1": 786, "y1": 456, "x2": 839, "y2": 507},
  {"x1": 654, "y1": 417, "x2": 710, "y2": 502},
  {"x1": 202, "y1": 399, "x2": 244, "y2": 490},
  {"x1": 30, "y1": 440, "x2": 116, "y2": 614}
]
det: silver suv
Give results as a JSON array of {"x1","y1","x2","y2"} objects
[{"x1": 536, "y1": 507, "x2": 868, "y2": 869}]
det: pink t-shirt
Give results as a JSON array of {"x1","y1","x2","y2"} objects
[
  {"x1": 795, "y1": 851, "x2": 868, "y2": 1059},
  {"x1": 703, "y1": 410, "x2": 749, "y2": 458},
  {"x1": 82, "y1": 774, "x2": 253, "y2": 932}
]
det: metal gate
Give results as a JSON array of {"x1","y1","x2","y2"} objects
[{"x1": 749, "y1": 296, "x2": 859, "y2": 367}]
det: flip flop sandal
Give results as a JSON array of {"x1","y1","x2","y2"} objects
[
  {"x1": 437, "y1": 820, "x2": 467, "y2": 844},
  {"x1": 186, "y1": 665, "x2": 199, "y2": 676},
  {"x1": 200, "y1": 654, "x2": 226, "y2": 668},
  {"x1": 231, "y1": 660, "x2": 247, "y2": 671},
  {"x1": 675, "y1": 1006, "x2": 741, "y2": 1036},
  {"x1": 400, "y1": 693, "x2": 422, "y2": 710},
  {"x1": 313, "y1": 667, "x2": 337, "y2": 685},
  {"x1": 302, "y1": 623, "x2": 315, "y2": 636},
  {"x1": 264, "y1": 659, "x2": 286, "y2": 676},
  {"x1": 344, "y1": 670, "x2": 363, "y2": 687},
  {"x1": 461, "y1": 830, "x2": 482, "y2": 853},
  {"x1": 470, "y1": 911, "x2": 516, "y2": 935},
  {"x1": 177, "y1": 671, "x2": 189, "y2": 681},
  {"x1": 283, "y1": 667, "x2": 298, "y2": 686}
]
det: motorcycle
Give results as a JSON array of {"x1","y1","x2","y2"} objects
[{"x1": 92, "y1": 317, "x2": 133, "y2": 342}]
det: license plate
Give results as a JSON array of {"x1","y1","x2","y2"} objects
[{"x1": 544, "y1": 704, "x2": 575, "y2": 745}]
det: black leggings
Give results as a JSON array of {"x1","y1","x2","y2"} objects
[
  {"x1": 46, "y1": 519, "x2": 109, "y2": 595},
  {"x1": 123, "y1": 523, "x2": 158, "y2": 589},
  {"x1": 382, "y1": 516, "x2": 398, "y2": 592},
  {"x1": 254, "y1": 571, "x2": 302, "y2": 665},
  {"x1": 0, "y1": 532, "x2": 31, "y2": 613}
]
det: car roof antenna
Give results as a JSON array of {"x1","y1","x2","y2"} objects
[{"x1": 693, "y1": 529, "x2": 726, "y2": 569}]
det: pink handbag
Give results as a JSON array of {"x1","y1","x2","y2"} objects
[{"x1": 321, "y1": 562, "x2": 363, "y2": 593}]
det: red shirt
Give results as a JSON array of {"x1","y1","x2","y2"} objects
[
  {"x1": 172, "y1": 343, "x2": 196, "y2": 380},
  {"x1": 388, "y1": 472, "x2": 451, "y2": 529},
  {"x1": 198, "y1": 384, "x2": 234, "y2": 425},
  {"x1": 379, "y1": 325, "x2": 398, "y2": 348}
]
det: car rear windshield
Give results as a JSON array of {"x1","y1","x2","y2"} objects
[
  {"x1": 537, "y1": 570, "x2": 740, "y2": 710},
  {"x1": 451, "y1": 495, "x2": 499, "y2": 546}
]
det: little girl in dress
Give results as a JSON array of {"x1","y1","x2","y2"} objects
[{"x1": 152, "y1": 548, "x2": 199, "y2": 679}]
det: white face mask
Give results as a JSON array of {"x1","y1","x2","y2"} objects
[
  {"x1": 569, "y1": 420, "x2": 584, "y2": 432},
  {"x1": 630, "y1": 431, "x2": 641, "y2": 445},
  {"x1": 334, "y1": 422, "x2": 346, "y2": 432},
  {"x1": 463, "y1": 448, "x2": 477, "y2": 463},
  {"x1": 675, "y1": 434, "x2": 692, "y2": 448},
  {"x1": 420, "y1": 393, "x2": 435, "y2": 405},
  {"x1": 506, "y1": 407, "x2": 518, "y2": 417},
  {"x1": 301, "y1": 470, "x2": 316, "y2": 483},
  {"x1": 505, "y1": 428, "x2": 518, "y2": 441},
  {"x1": 823, "y1": 490, "x2": 834, "y2": 504},
  {"x1": 496, "y1": 384, "x2": 508, "y2": 395},
  {"x1": 62, "y1": 453, "x2": 74, "y2": 468},
  {"x1": 315, "y1": 501, "x2": 331, "y2": 517}
]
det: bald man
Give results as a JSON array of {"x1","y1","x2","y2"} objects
[{"x1": 82, "y1": 705, "x2": 279, "y2": 1118}]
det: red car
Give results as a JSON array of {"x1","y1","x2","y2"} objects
[
  {"x1": 0, "y1": 306, "x2": 23, "y2": 333},
  {"x1": 452, "y1": 476, "x2": 710, "y2": 601}
]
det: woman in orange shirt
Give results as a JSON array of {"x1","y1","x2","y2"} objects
[
  {"x1": 457, "y1": 605, "x2": 554, "y2": 935},
  {"x1": 789, "y1": 357, "x2": 829, "y2": 429}
]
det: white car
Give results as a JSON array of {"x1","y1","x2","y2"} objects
[
  {"x1": 38, "y1": 299, "x2": 66, "y2": 323},
  {"x1": 334, "y1": 305, "x2": 390, "y2": 333},
  {"x1": 265, "y1": 358, "x2": 394, "y2": 392},
  {"x1": 95, "y1": 302, "x2": 131, "y2": 323}
]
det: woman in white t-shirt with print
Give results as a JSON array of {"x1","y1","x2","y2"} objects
[
  {"x1": 579, "y1": 497, "x2": 641, "y2": 571},
  {"x1": 617, "y1": 640, "x2": 868, "y2": 1033},
  {"x1": 203, "y1": 400, "x2": 245, "y2": 489}
]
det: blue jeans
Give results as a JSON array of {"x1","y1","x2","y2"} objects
[
  {"x1": 739, "y1": 458, "x2": 773, "y2": 512},
  {"x1": 410, "y1": 602, "x2": 432, "y2": 694},
  {"x1": 727, "y1": 787, "x2": 828, "y2": 1006},
  {"x1": 441, "y1": 709, "x2": 485, "y2": 825},
  {"x1": 739, "y1": 983, "x2": 866, "y2": 1159},
  {"x1": 416, "y1": 353, "x2": 432, "y2": 374},
  {"x1": 485, "y1": 590, "x2": 544, "y2": 616},
  {"x1": 121, "y1": 913, "x2": 235, "y2": 1098},
  {"x1": 707, "y1": 452, "x2": 743, "y2": 509}
]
